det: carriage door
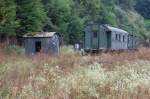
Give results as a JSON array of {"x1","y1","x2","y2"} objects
[
  {"x1": 107, "y1": 31, "x2": 111, "y2": 49},
  {"x1": 92, "y1": 32, "x2": 99, "y2": 49}
]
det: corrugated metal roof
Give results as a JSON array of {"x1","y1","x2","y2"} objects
[
  {"x1": 23, "y1": 32, "x2": 57, "y2": 38},
  {"x1": 105, "y1": 25, "x2": 128, "y2": 34}
]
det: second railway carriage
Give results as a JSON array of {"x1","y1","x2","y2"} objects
[
  {"x1": 128, "y1": 34, "x2": 138, "y2": 49},
  {"x1": 83, "y1": 23, "x2": 137, "y2": 52},
  {"x1": 105, "y1": 25, "x2": 129, "y2": 50}
]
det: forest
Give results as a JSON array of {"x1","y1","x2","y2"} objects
[{"x1": 0, "y1": 0, "x2": 150, "y2": 44}]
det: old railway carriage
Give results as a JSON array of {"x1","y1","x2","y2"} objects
[
  {"x1": 128, "y1": 34, "x2": 138, "y2": 49},
  {"x1": 83, "y1": 23, "x2": 136, "y2": 52}
]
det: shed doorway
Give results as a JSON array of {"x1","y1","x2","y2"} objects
[{"x1": 35, "y1": 41, "x2": 41, "y2": 53}]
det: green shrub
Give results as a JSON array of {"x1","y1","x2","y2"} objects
[
  {"x1": 0, "y1": 87, "x2": 11, "y2": 98},
  {"x1": 60, "y1": 45, "x2": 75, "y2": 54},
  {"x1": 5, "y1": 45, "x2": 25, "y2": 55}
]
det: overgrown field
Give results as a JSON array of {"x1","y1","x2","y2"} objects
[{"x1": 1, "y1": 44, "x2": 150, "y2": 99}]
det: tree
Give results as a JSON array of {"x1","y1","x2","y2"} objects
[
  {"x1": 16, "y1": 0, "x2": 47, "y2": 36},
  {"x1": 0, "y1": 0, "x2": 18, "y2": 38},
  {"x1": 42, "y1": 0, "x2": 75, "y2": 43},
  {"x1": 135, "y1": 0, "x2": 150, "y2": 19},
  {"x1": 115, "y1": 0, "x2": 136, "y2": 9},
  {"x1": 73, "y1": 0, "x2": 102, "y2": 22}
]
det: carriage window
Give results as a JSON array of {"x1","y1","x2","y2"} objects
[
  {"x1": 93, "y1": 32, "x2": 98, "y2": 38},
  {"x1": 115, "y1": 34, "x2": 118, "y2": 40},
  {"x1": 123, "y1": 35, "x2": 125, "y2": 42},
  {"x1": 119, "y1": 34, "x2": 121, "y2": 41},
  {"x1": 128, "y1": 35, "x2": 130, "y2": 43}
]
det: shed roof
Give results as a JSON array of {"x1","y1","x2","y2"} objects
[
  {"x1": 23, "y1": 32, "x2": 58, "y2": 38},
  {"x1": 104, "y1": 25, "x2": 128, "y2": 34}
]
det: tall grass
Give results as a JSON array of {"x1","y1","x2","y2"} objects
[{"x1": 1, "y1": 44, "x2": 150, "y2": 99}]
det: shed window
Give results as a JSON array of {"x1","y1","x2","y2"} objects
[
  {"x1": 35, "y1": 41, "x2": 41, "y2": 53},
  {"x1": 93, "y1": 32, "x2": 98, "y2": 38}
]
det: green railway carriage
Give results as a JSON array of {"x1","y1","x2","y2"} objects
[
  {"x1": 128, "y1": 34, "x2": 138, "y2": 49},
  {"x1": 83, "y1": 23, "x2": 107, "y2": 51},
  {"x1": 105, "y1": 25, "x2": 129, "y2": 50},
  {"x1": 83, "y1": 23, "x2": 137, "y2": 52}
]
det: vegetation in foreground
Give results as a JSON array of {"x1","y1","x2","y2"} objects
[{"x1": 1, "y1": 45, "x2": 150, "y2": 99}]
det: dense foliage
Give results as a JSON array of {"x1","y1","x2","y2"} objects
[
  {"x1": 135, "y1": 0, "x2": 150, "y2": 38},
  {"x1": 0, "y1": 0, "x2": 18, "y2": 37},
  {"x1": 135, "y1": 0, "x2": 150, "y2": 19},
  {"x1": 16, "y1": 0, "x2": 46, "y2": 36},
  {"x1": 0, "y1": 0, "x2": 149, "y2": 43}
]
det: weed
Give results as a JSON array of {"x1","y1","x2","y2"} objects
[{"x1": 1, "y1": 45, "x2": 150, "y2": 98}]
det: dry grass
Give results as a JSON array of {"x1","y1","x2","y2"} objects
[{"x1": 1, "y1": 44, "x2": 150, "y2": 99}]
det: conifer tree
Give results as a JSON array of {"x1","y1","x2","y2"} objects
[
  {"x1": 0, "y1": 0, "x2": 18, "y2": 37},
  {"x1": 16, "y1": 0, "x2": 46, "y2": 36}
]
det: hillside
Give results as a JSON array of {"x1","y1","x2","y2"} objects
[
  {"x1": 0, "y1": 0, "x2": 149, "y2": 44},
  {"x1": 135, "y1": 0, "x2": 150, "y2": 38}
]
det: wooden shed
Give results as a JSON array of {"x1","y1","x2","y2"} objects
[{"x1": 23, "y1": 32, "x2": 60, "y2": 55}]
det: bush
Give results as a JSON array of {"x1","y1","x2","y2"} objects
[
  {"x1": 5, "y1": 45, "x2": 25, "y2": 55},
  {"x1": 60, "y1": 45, "x2": 75, "y2": 54}
]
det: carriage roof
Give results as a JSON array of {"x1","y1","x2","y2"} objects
[{"x1": 104, "y1": 25, "x2": 128, "y2": 34}]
